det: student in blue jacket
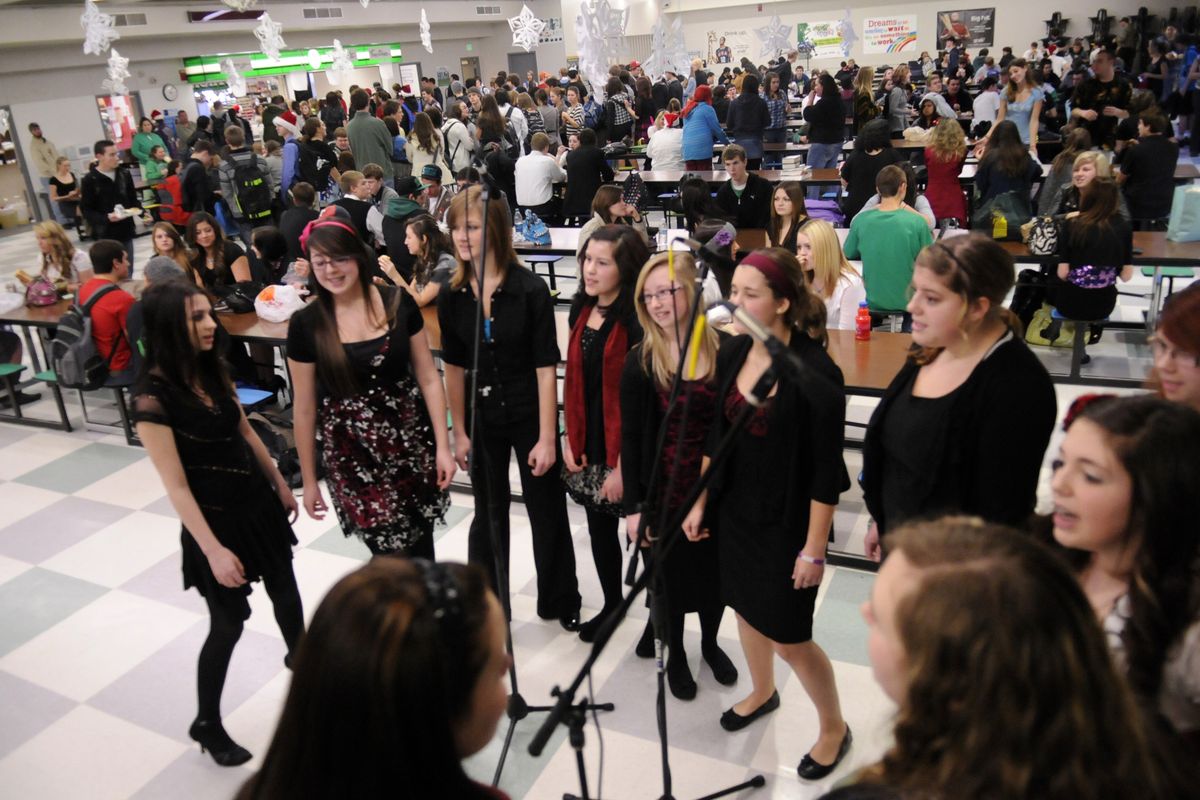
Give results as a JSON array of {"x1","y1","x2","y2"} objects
[{"x1": 681, "y1": 85, "x2": 729, "y2": 171}]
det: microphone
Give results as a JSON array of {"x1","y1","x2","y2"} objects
[{"x1": 712, "y1": 300, "x2": 809, "y2": 384}]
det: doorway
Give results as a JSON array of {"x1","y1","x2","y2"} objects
[
  {"x1": 0, "y1": 105, "x2": 38, "y2": 235},
  {"x1": 460, "y1": 56, "x2": 480, "y2": 83},
  {"x1": 507, "y1": 51, "x2": 538, "y2": 83}
]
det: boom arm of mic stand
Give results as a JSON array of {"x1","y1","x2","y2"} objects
[{"x1": 528, "y1": 366, "x2": 777, "y2": 758}]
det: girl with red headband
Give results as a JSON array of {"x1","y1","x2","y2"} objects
[
  {"x1": 683, "y1": 247, "x2": 853, "y2": 781},
  {"x1": 287, "y1": 213, "x2": 455, "y2": 558}
]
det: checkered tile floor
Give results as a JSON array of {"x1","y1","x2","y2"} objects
[{"x1": 0, "y1": 218, "x2": 1187, "y2": 798}]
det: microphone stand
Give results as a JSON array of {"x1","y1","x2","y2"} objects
[
  {"x1": 532, "y1": 251, "x2": 768, "y2": 800},
  {"x1": 466, "y1": 177, "x2": 610, "y2": 788}
]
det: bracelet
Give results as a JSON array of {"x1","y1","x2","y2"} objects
[{"x1": 798, "y1": 553, "x2": 825, "y2": 566}]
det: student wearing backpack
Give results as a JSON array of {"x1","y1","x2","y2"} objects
[
  {"x1": 295, "y1": 118, "x2": 342, "y2": 209},
  {"x1": 77, "y1": 240, "x2": 136, "y2": 386},
  {"x1": 441, "y1": 104, "x2": 476, "y2": 176},
  {"x1": 216, "y1": 125, "x2": 274, "y2": 247},
  {"x1": 273, "y1": 111, "x2": 304, "y2": 207},
  {"x1": 404, "y1": 112, "x2": 444, "y2": 180},
  {"x1": 495, "y1": 90, "x2": 528, "y2": 156}
]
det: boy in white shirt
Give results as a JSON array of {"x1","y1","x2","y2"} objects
[{"x1": 514, "y1": 132, "x2": 566, "y2": 223}]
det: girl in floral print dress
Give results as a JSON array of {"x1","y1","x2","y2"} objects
[{"x1": 288, "y1": 212, "x2": 455, "y2": 557}]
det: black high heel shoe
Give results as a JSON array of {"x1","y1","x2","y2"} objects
[
  {"x1": 796, "y1": 725, "x2": 853, "y2": 781},
  {"x1": 188, "y1": 719, "x2": 252, "y2": 767}
]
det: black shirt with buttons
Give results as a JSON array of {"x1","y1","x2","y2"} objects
[{"x1": 436, "y1": 262, "x2": 559, "y2": 426}]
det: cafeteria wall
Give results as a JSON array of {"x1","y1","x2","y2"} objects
[{"x1": 560, "y1": 0, "x2": 1167, "y2": 71}]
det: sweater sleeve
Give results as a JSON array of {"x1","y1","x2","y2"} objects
[
  {"x1": 844, "y1": 217, "x2": 862, "y2": 259},
  {"x1": 281, "y1": 142, "x2": 298, "y2": 202},
  {"x1": 619, "y1": 350, "x2": 648, "y2": 514}
]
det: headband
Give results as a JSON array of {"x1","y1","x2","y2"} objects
[
  {"x1": 299, "y1": 217, "x2": 360, "y2": 255},
  {"x1": 739, "y1": 251, "x2": 797, "y2": 302},
  {"x1": 412, "y1": 559, "x2": 462, "y2": 623}
]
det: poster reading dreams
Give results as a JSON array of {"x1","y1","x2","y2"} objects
[
  {"x1": 862, "y1": 14, "x2": 918, "y2": 54},
  {"x1": 938, "y1": 8, "x2": 995, "y2": 46}
]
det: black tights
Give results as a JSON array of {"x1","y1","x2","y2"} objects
[
  {"x1": 586, "y1": 508, "x2": 623, "y2": 611},
  {"x1": 364, "y1": 524, "x2": 436, "y2": 560},
  {"x1": 197, "y1": 567, "x2": 304, "y2": 722},
  {"x1": 664, "y1": 602, "x2": 725, "y2": 652}
]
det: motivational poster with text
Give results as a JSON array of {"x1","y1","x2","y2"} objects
[{"x1": 862, "y1": 14, "x2": 919, "y2": 54}]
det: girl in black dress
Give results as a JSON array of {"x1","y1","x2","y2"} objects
[
  {"x1": 438, "y1": 185, "x2": 582, "y2": 629},
  {"x1": 133, "y1": 281, "x2": 304, "y2": 767},
  {"x1": 562, "y1": 226, "x2": 647, "y2": 642},
  {"x1": 621, "y1": 251, "x2": 737, "y2": 699},
  {"x1": 288, "y1": 217, "x2": 454, "y2": 558},
  {"x1": 684, "y1": 248, "x2": 852, "y2": 781}
]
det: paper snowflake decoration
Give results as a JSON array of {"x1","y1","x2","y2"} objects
[
  {"x1": 755, "y1": 15, "x2": 792, "y2": 58},
  {"x1": 576, "y1": 0, "x2": 626, "y2": 96},
  {"x1": 838, "y1": 10, "x2": 858, "y2": 58},
  {"x1": 221, "y1": 0, "x2": 258, "y2": 10},
  {"x1": 643, "y1": 13, "x2": 689, "y2": 80},
  {"x1": 0, "y1": 108, "x2": 10, "y2": 137},
  {"x1": 254, "y1": 13, "x2": 287, "y2": 61},
  {"x1": 222, "y1": 58, "x2": 247, "y2": 96},
  {"x1": 420, "y1": 8, "x2": 433, "y2": 54},
  {"x1": 80, "y1": 0, "x2": 119, "y2": 56},
  {"x1": 508, "y1": 5, "x2": 546, "y2": 52},
  {"x1": 360, "y1": 0, "x2": 371, "y2": 7},
  {"x1": 329, "y1": 40, "x2": 356, "y2": 82},
  {"x1": 102, "y1": 48, "x2": 131, "y2": 95}
]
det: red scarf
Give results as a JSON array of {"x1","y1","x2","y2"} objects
[{"x1": 565, "y1": 306, "x2": 628, "y2": 469}]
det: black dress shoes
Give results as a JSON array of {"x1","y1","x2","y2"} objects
[
  {"x1": 796, "y1": 725, "x2": 853, "y2": 781},
  {"x1": 188, "y1": 719, "x2": 252, "y2": 767},
  {"x1": 558, "y1": 609, "x2": 581, "y2": 632},
  {"x1": 719, "y1": 690, "x2": 780, "y2": 732},
  {"x1": 701, "y1": 641, "x2": 739, "y2": 686},
  {"x1": 667, "y1": 654, "x2": 697, "y2": 700},
  {"x1": 635, "y1": 621, "x2": 655, "y2": 658}
]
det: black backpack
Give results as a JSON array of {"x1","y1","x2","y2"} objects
[
  {"x1": 50, "y1": 283, "x2": 123, "y2": 390},
  {"x1": 231, "y1": 156, "x2": 273, "y2": 222},
  {"x1": 296, "y1": 141, "x2": 335, "y2": 190},
  {"x1": 502, "y1": 107, "x2": 521, "y2": 159}
]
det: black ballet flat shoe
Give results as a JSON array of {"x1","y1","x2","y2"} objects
[
  {"x1": 558, "y1": 610, "x2": 581, "y2": 633},
  {"x1": 667, "y1": 653, "x2": 697, "y2": 700},
  {"x1": 635, "y1": 621, "x2": 655, "y2": 658},
  {"x1": 578, "y1": 608, "x2": 617, "y2": 642},
  {"x1": 188, "y1": 719, "x2": 252, "y2": 767},
  {"x1": 796, "y1": 725, "x2": 853, "y2": 781},
  {"x1": 284, "y1": 652, "x2": 294, "y2": 671},
  {"x1": 719, "y1": 690, "x2": 780, "y2": 732},
  {"x1": 701, "y1": 641, "x2": 739, "y2": 686}
]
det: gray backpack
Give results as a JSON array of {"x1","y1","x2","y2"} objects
[{"x1": 50, "y1": 283, "x2": 122, "y2": 390}]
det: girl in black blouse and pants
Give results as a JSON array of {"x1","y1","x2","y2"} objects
[
  {"x1": 862, "y1": 234, "x2": 1057, "y2": 559},
  {"x1": 438, "y1": 186, "x2": 582, "y2": 629},
  {"x1": 684, "y1": 248, "x2": 852, "y2": 781}
]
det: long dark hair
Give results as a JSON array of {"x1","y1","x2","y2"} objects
[
  {"x1": 406, "y1": 214, "x2": 453, "y2": 288},
  {"x1": 769, "y1": 181, "x2": 808, "y2": 247},
  {"x1": 1069, "y1": 177, "x2": 1121, "y2": 247},
  {"x1": 138, "y1": 281, "x2": 233, "y2": 402},
  {"x1": 1059, "y1": 395, "x2": 1200, "y2": 705},
  {"x1": 748, "y1": 247, "x2": 828, "y2": 346},
  {"x1": 186, "y1": 212, "x2": 234, "y2": 284},
  {"x1": 237, "y1": 559, "x2": 495, "y2": 799},
  {"x1": 980, "y1": 120, "x2": 1029, "y2": 178},
  {"x1": 303, "y1": 222, "x2": 398, "y2": 399},
  {"x1": 572, "y1": 225, "x2": 649, "y2": 323},
  {"x1": 589, "y1": 185, "x2": 624, "y2": 223},
  {"x1": 679, "y1": 175, "x2": 728, "y2": 233}
]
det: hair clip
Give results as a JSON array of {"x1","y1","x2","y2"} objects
[
  {"x1": 413, "y1": 559, "x2": 462, "y2": 622},
  {"x1": 1062, "y1": 393, "x2": 1114, "y2": 430}
]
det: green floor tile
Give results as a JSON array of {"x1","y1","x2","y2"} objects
[
  {"x1": 13, "y1": 443, "x2": 145, "y2": 494},
  {"x1": 0, "y1": 567, "x2": 109, "y2": 657},
  {"x1": 812, "y1": 568, "x2": 874, "y2": 668}
]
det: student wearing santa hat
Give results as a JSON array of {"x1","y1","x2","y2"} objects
[{"x1": 274, "y1": 110, "x2": 304, "y2": 206}]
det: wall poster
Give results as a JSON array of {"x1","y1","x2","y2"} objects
[
  {"x1": 797, "y1": 21, "x2": 845, "y2": 59},
  {"x1": 937, "y1": 8, "x2": 995, "y2": 47},
  {"x1": 861, "y1": 14, "x2": 918, "y2": 54}
]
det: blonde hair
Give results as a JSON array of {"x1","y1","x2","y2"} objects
[
  {"x1": 1072, "y1": 150, "x2": 1113, "y2": 179},
  {"x1": 633, "y1": 252, "x2": 719, "y2": 387},
  {"x1": 33, "y1": 220, "x2": 78, "y2": 279},
  {"x1": 929, "y1": 117, "x2": 967, "y2": 163},
  {"x1": 852, "y1": 65, "x2": 876, "y2": 98},
  {"x1": 799, "y1": 220, "x2": 860, "y2": 301}
]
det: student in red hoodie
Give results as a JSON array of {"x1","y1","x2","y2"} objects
[{"x1": 78, "y1": 239, "x2": 136, "y2": 386}]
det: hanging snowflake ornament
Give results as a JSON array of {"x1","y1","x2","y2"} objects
[
  {"x1": 221, "y1": 0, "x2": 258, "y2": 10},
  {"x1": 222, "y1": 58, "x2": 247, "y2": 96},
  {"x1": 80, "y1": 0, "x2": 119, "y2": 56},
  {"x1": 508, "y1": 5, "x2": 546, "y2": 53},
  {"x1": 359, "y1": 0, "x2": 371, "y2": 7},
  {"x1": 755, "y1": 14, "x2": 792, "y2": 59},
  {"x1": 329, "y1": 39, "x2": 356, "y2": 82},
  {"x1": 576, "y1": 0, "x2": 626, "y2": 96},
  {"x1": 838, "y1": 9, "x2": 858, "y2": 58},
  {"x1": 254, "y1": 13, "x2": 287, "y2": 61},
  {"x1": 102, "y1": 48, "x2": 131, "y2": 95},
  {"x1": 420, "y1": 8, "x2": 433, "y2": 54},
  {"x1": 0, "y1": 108, "x2": 10, "y2": 137},
  {"x1": 643, "y1": 13, "x2": 689, "y2": 80}
]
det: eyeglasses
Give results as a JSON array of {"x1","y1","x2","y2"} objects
[
  {"x1": 310, "y1": 255, "x2": 357, "y2": 272},
  {"x1": 1148, "y1": 335, "x2": 1200, "y2": 367},
  {"x1": 641, "y1": 286, "x2": 681, "y2": 306}
]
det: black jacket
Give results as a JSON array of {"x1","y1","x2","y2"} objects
[
  {"x1": 715, "y1": 172, "x2": 773, "y2": 229},
  {"x1": 725, "y1": 93, "x2": 771, "y2": 140},
  {"x1": 279, "y1": 206, "x2": 320, "y2": 263},
  {"x1": 80, "y1": 164, "x2": 138, "y2": 241},
  {"x1": 862, "y1": 334, "x2": 1057, "y2": 535},
  {"x1": 563, "y1": 145, "x2": 614, "y2": 217},
  {"x1": 803, "y1": 94, "x2": 845, "y2": 144},
  {"x1": 180, "y1": 157, "x2": 213, "y2": 213}
]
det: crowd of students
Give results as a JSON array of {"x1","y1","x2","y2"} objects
[{"x1": 14, "y1": 23, "x2": 1197, "y2": 800}]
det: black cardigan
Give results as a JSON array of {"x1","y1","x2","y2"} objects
[
  {"x1": 563, "y1": 145, "x2": 614, "y2": 217},
  {"x1": 704, "y1": 334, "x2": 849, "y2": 526},
  {"x1": 803, "y1": 94, "x2": 845, "y2": 144},
  {"x1": 862, "y1": 334, "x2": 1057, "y2": 535},
  {"x1": 715, "y1": 172, "x2": 773, "y2": 229}
]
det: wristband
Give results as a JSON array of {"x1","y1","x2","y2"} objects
[{"x1": 798, "y1": 553, "x2": 825, "y2": 566}]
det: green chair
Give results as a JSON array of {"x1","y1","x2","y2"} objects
[{"x1": 0, "y1": 364, "x2": 72, "y2": 431}]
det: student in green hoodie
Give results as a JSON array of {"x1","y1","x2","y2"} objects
[{"x1": 380, "y1": 175, "x2": 428, "y2": 280}]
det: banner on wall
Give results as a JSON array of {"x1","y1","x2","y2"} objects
[
  {"x1": 706, "y1": 29, "x2": 753, "y2": 65},
  {"x1": 937, "y1": 8, "x2": 994, "y2": 46},
  {"x1": 797, "y1": 21, "x2": 845, "y2": 59},
  {"x1": 862, "y1": 14, "x2": 918, "y2": 54}
]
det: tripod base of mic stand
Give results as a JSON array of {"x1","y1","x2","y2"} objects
[
  {"x1": 564, "y1": 773, "x2": 765, "y2": 800},
  {"x1": 493, "y1": 691, "x2": 615, "y2": 786}
]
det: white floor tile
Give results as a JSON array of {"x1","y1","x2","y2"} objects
[
  {"x1": 40, "y1": 511, "x2": 182, "y2": 589},
  {"x1": 0, "y1": 482, "x2": 66, "y2": 529},
  {"x1": 74, "y1": 457, "x2": 167, "y2": 510},
  {"x1": 1, "y1": 589, "x2": 200, "y2": 702},
  {"x1": 242, "y1": 546, "x2": 362, "y2": 637},
  {"x1": 0, "y1": 552, "x2": 33, "y2": 587},
  {"x1": 0, "y1": 432, "x2": 91, "y2": 480},
  {"x1": 0, "y1": 705, "x2": 186, "y2": 800}
]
